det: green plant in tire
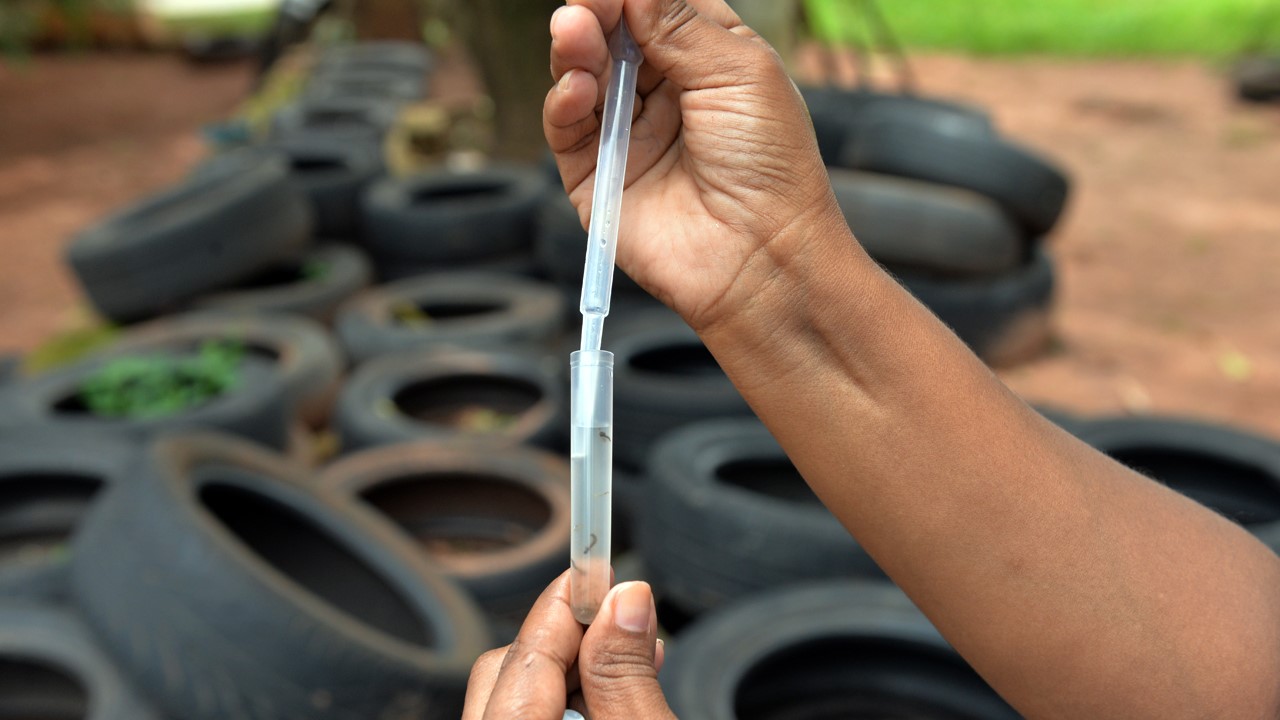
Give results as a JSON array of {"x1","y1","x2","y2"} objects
[
  {"x1": 453, "y1": 407, "x2": 518, "y2": 432},
  {"x1": 391, "y1": 301, "x2": 434, "y2": 327},
  {"x1": 78, "y1": 341, "x2": 245, "y2": 419},
  {"x1": 300, "y1": 257, "x2": 331, "y2": 281}
]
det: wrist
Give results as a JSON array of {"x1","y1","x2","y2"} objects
[
  {"x1": 692, "y1": 197, "x2": 984, "y2": 424},
  {"x1": 687, "y1": 194, "x2": 865, "y2": 338},
  {"x1": 691, "y1": 198, "x2": 877, "y2": 372}
]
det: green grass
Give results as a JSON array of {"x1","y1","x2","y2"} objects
[
  {"x1": 153, "y1": 8, "x2": 275, "y2": 37},
  {"x1": 805, "y1": 0, "x2": 1280, "y2": 57}
]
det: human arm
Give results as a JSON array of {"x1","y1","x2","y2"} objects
[{"x1": 545, "y1": 0, "x2": 1280, "y2": 717}]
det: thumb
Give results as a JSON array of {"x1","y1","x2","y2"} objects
[
  {"x1": 625, "y1": 0, "x2": 772, "y2": 91},
  {"x1": 579, "y1": 581, "x2": 676, "y2": 719}
]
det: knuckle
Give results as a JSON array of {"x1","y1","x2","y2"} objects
[
  {"x1": 509, "y1": 641, "x2": 571, "y2": 674},
  {"x1": 581, "y1": 671, "x2": 666, "y2": 712},
  {"x1": 754, "y1": 41, "x2": 784, "y2": 69},
  {"x1": 468, "y1": 647, "x2": 507, "y2": 681},
  {"x1": 655, "y1": 0, "x2": 699, "y2": 44},
  {"x1": 582, "y1": 645, "x2": 657, "y2": 684},
  {"x1": 498, "y1": 638, "x2": 526, "y2": 671},
  {"x1": 738, "y1": 36, "x2": 784, "y2": 75}
]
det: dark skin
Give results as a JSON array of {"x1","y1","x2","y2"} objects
[
  {"x1": 464, "y1": 0, "x2": 1280, "y2": 717},
  {"x1": 464, "y1": 574, "x2": 670, "y2": 719}
]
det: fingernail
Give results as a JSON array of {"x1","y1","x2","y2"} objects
[
  {"x1": 558, "y1": 68, "x2": 576, "y2": 93},
  {"x1": 613, "y1": 582, "x2": 653, "y2": 634}
]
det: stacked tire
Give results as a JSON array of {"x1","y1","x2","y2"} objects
[
  {"x1": 361, "y1": 165, "x2": 547, "y2": 280},
  {"x1": 2, "y1": 39, "x2": 582, "y2": 718},
  {"x1": 1072, "y1": 414, "x2": 1280, "y2": 549},
  {"x1": 637, "y1": 419, "x2": 883, "y2": 619},
  {"x1": 66, "y1": 150, "x2": 315, "y2": 323},
  {"x1": 803, "y1": 85, "x2": 1071, "y2": 366},
  {"x1": 64, "y1": 40, "x2": 452, "y2": 326},
  {"x1": 20, "y1": 34, "x2": 1280, "y2": 720},
  {"x1": 318, "y1": 441, "x2": 572, "y2": 642},
  {"x1": 69, "y1": 433, "x2": 491, "y2": 720},
  {"x1": 644, "y1": 408, "x2": 1280, "y2": 717},
  {"x1": 662, "y1": 581, "x2": 1020, "y2": 719},
  {"x1": 1234, "y1": 55, "x2": 1280, "y2": 104}
]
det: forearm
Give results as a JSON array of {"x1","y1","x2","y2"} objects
[{"x1": 696, "y1": 209, "x2": 1280, "y2": 718}]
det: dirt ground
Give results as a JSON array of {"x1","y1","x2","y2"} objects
[{"x1": 1, "y1": 51, "x2": 1277, "y2": 437}]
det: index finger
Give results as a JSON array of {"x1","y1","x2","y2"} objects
[{"x1": 480, "y1": 571, "x2": 585, "y2": 720}]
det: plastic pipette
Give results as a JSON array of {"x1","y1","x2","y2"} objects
[{"x1": 569, "y1": 17, "x2": 642, "y2": 625}]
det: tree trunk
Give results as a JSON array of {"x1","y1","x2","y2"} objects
[
  {"x1": 353, "y1": 0, "x2": 424, "y2": 41},
  {"x1": 450, "y1": 0, "x2": 800, "y2": 160},
  {"x1": 455, "y1": 0, "x2": 561, "y2": 161}
]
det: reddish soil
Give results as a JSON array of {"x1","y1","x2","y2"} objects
[
  {"x1": 1, "y1": 51, "x2": 1277, "y2": 437},
  {"x1": 0, "y1": 54, "x2": 252, "y2": 351}
]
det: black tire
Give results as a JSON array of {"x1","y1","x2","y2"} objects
[
  {"x1": 317, "y1": 41, "x2": 434, "y2": 77},
  {"x1": 0, "y1": 353, "x2": 291, "y2": 450},
  {"x1": 318, "y1": 441, "x2": 570, "y2": 635},
  {"x1": 894, "y1": 247, "x2": 1056, "y2": 367},
  {"x1": 830, "y1": 169, "x2": 1023, "y2": 277},
  {"x1": 611, "y1": 467, "x2": 644, "y2": 554},
  {"x1": 1254, "y1": 525, "x2": 1280, "y2": 557},
  {"x1": 306, "y1": 68, "x2": 428, "y2": 103},
  {"x1": 335, "y1": 272, "x2": 564, "y2": 365},
  {"x1": 69, "y1": 432, "x2": 492, "y2": 720},
  {"x1": 263, "y1": 134, "x2": 385, "y2": 239},
  {"x1": 374, "y1": 249, "x2": 546, "y2": 283},
  {"x1": 361, "y1": 165, "x2": 547, "y2": 265},
  {"x1": 638, "y1": 418, "x2": 882, "y2": 616},
  {"x1": 1074, "y1": 416, "x2": 1280, "y2": 537},
  {"x1": 255, "y1": 6, "x2": 318, "y2": 81},
  {"x1": 662, "y1": 581, "x2": 1018, "y2": 720},
  {"x1": 66, "y1": 150, "x2": 312, "y2": 323},
  {"x1": 538, "y1": 148, "x2": 562, "y2": 185},
  {"x1": 800, "y1": 86, "x2": 995, "y2": 166},
  {"x1": 1032, "y1": 404, "x2": 1085, "y2": 435},
  {"x1": 841, "y1": 119, "x2": 1070, "y2": 236},
  {"x1": 193, "y1": 244, "x2": 374, "y2": 325},
  {"x1": 181, "y1": 36, "x2": 260, "y2": 64},
  {"x1": 271, "y1": 97, "x2": 402, "y2": 143},
  {"x1": 1234, "y1": 55, "x2": 1280, "y2": 103},
  {"x1": 609, "y1": 310, "x2": 752, "y2": 471},
  {"x1": 335, "y1": 349, "x2": 566, "y2": 453},
  {"x1": 0, "y1": 605, "x2": 163, "y2": 719},
  {"x1": 95, "y1": 311, "x2": 344, "y2": 429},
  {"x1": 0, "y1": 428, "x2": 137, "y2": 603},
  {"x1": 0, "y1": 353, "x2": 17, "y2": 385}
]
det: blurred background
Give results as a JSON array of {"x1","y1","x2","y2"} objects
[
  {"x1": 0, "y1": 0, "x2": 1277, "y2": 437},
  {"x1": 1, "y1": 3, "x2": 1279, "y2": 717}
]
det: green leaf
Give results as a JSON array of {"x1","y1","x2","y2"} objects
[{"x1": 78, "y1": 341, "x2": 245, "y2": 419}]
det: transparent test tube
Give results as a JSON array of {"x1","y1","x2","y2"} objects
[{"x1": 569, "y1": 349, "x2": 613, "y2": 624}]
